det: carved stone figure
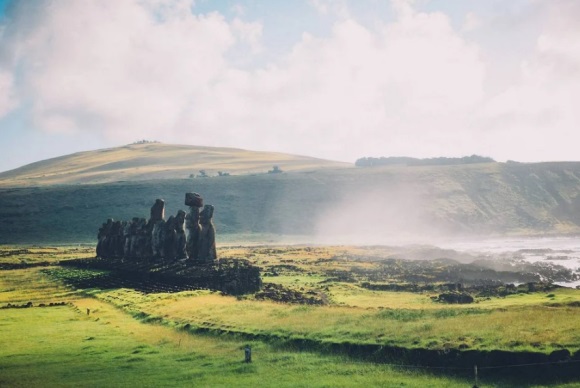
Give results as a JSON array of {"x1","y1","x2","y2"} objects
[
  {"x1": 97, "y1": 219, "x2": 113, "y2": 258},
  {"x1": 198, "y1": 204, "x2": 217, "y2": 263},
  {"x1": 134, "y1": 218, "x2": 148, "y2": 258},
  {"x1": 150, "y1": 199, "x2": 165, "y2": 222},
  {"x1": 163, "y1": 215, "x2": 177, "y2": 260},
  {"x1": 127, "y1": 218, "x2": 139, "y2": 258},
  {"x1": 185, "y1": 192, "x2": 203, "y2": 207},
  {"x1": 110, "y1": 221, "x2": 123, "y2": 258},
  {"x1": 94, "y1": 195, "x2": 261, "y2": 295},
  {"x1": 175, "y1": 210, "x2": 187, "y2": 259},
  {"x1": 151, "y1": 219, "x2": 165, "y2": 258},
  {"x1": 96, "y1": 194, "x2": 216, "y2": 263},
  {"x1": 122, "y1": 221, "x2": 131, "y2": 258},
  {"x1": 185, "y1": 192, "x2": 203, "y2": 260}
]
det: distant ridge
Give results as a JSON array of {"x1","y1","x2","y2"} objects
[
  {"x1": 355, "y1": 155, "x2": 495, "y2": 167},
  {"x1": 0, "y1": 143, "x2": 350, "y2": 186}
]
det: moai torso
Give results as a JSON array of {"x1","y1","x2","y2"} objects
[
  {"x1": 97, "y1": 219, "x2": 113, "y2": 258},
  {"x1": 135, "y1": 218, "x2": 148, "y2": 258},
  {"x1": 198, "y1": 205, "x2": 217, "y2": 263},
  {"x1": 128, "y1": 218, "x2": 140, "y2": 258},
  {"x1": 150, "y1": 199, "x2": 165, "y2": 222},
  {"x1": 175, "y1": 210, "x2": 187, "y2": 259},
  {"x1": 110, "y1": 221, "x2": 123, "y2": 258},
  {"x1": 163, "y1": 215, "x2": 177, "y2": 260},
  {"x1": 149, "y1": 199, "x2": 166, "y2": 259},
  {"x1": 185, "y1": 193, "x2": 203, "y2": 260},
  {"x1": 121, "y1": 221, "x2": 130, "y2": 258}
]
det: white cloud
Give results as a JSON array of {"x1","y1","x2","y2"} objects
[
  {"x1": 179, "y1": 2, "x2": 485, "y2": 160},
  {"x1": 231, "y1": 18, "x2": 263, "y2": 53},
  {"x1": 309, "y1": 0, "x2": 349, "y2": 19},
  {"x1": 0, "y1": 0, "x2": 258, "y2": 141},
  {"x1": 462, "y1": 12, "x2": 481, "y2": 32},
  {"x1": 2, "y1": 0, "x2": 578, "y2": 164},
  {"x1": 477, "y1": 0, "x2": 580, "y2": 161},
  {"x1": 0, "y1": 0, "x2": 486, "y2": 162},
  {"x1": 0, "y1": 70, "x2": 17, "y2": 117}
]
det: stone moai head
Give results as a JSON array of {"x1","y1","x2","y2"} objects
[
  {"x1": 165, "y1": 215, "x2": 176, "y2": 229},
  {"x1": 150, "y1": 199, "x2": 165, "y2": 222},
  {"x1": 199, "y1": 205, "x2": 214, "y2": 225},
  {"x1": 111, "y1": 221, "x2": 122, "y2": 235},
  {"x1": 176, "y1": 210, "x2": 186, "y2": 224},
  {"x1": 185, "y1": 192, "x2": 203, "y2": 207}
]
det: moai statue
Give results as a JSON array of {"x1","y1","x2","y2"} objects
[
  {"x1": 152, "y1": 218, "x2": 165, "y2": 258},
  {"x1": 149, "y1": 199, "x2": 165, "y2": 259},
  {"x1": 122, "y1": 221, "x2": 131, "y2": 258},
  {"x1": 97, "y1": 219, "x2": 114, "y2": 258},
  {"x1": 128, "y1": 217, "x2": 140, "y2": 258},
  {"x1": 198, "y1": 204, "x2": 217, "y2": 263},
  {"x1": 185, "y1": 192, "x2": 203, "y2": 260},
  {"x1": 175, "y1": 210, "x2": 187, "y2": 259},
  {"x1": 110, "y1": 221, "x2": 123, "y2": 258},
  {"x1": 163, "y1": 215, "x2": 177, "y2": 260},
  {"x1": 150, "y1": 199, "x2": 165, "y2": 222},
  {"x1": 134, "y1": 218, "x2": 148, "y2": 258}
]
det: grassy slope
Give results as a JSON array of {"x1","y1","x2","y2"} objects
[
  {"x1": 3, "y1": 161, "x2": 580, "y2": 243},
  {"x1": 0, "y1": 262, "x2": 473, "y2": 388},
  {"x1": 0, "y1": 143, "x2": 350, "y2": 186},
  {"x1": 1, "y1": 301, "x2": 476, "y2": 387},
  {"x1": 1, "y1": 247, "x2": 580, "y2": 387},
  {"x1": 0, "y1": 248, "x2": 580, "y2": 387}
]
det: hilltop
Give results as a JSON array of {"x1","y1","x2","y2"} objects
[{"x1": 0, "y1": 143, "x2": 350, "y2": 186}]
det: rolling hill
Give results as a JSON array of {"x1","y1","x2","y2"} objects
[
  {"x1": 0, "y1": 143, "x2": 350, "y2": 186},
  {"x1": 2, "y1": 143, "x2": 580, "y2": 244}
]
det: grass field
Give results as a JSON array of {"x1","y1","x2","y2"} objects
[
  {"x1": 3, "y1": 301, "x2": 486, "y2": 388},
  {"x1": 1, "y1": 245, "x2": 580, "y2": 387},
  {"x1": 0, "y1": 259, "x2": 474, "y2": 387}
]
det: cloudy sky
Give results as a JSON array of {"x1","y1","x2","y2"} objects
[{"x1": 0, "y1": 0, "x2": 578, "y2": 172}]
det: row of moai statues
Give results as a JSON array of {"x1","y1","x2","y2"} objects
[{"x1": 96, "y1": 192, "x2": 217, "y2": 263}]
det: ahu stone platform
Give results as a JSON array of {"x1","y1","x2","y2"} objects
[{"x1": 73, "y1": 192, "x2": 262, "y2": 295}]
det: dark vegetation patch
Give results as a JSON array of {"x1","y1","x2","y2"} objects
[
  {"x1": 351, "y1": 258, "x2": 547, "y2": 285},
  {"x1": 43, "y1": 256, "x2": 261, "y2": 295},
  {"x1": 323, "y1": 270, "x2": 357, "y2": 283},
  {"x1": 42, "y1": 265, "x2": 207, "y2": 294},
  {"x1": 255, "y1": 283, "x2": 328, "y2": 305},
  {"x1": 264, "y1": 264, "x2": 305, "y2": 276},
  {"x1": 1, "y1": 301, "x2": 68, "y2": 309},
  {"x1": 436, "y1": 292, "x2": 474, "y2": 304},
  {"x1": 0, "y1": 261, "x2": 52, "y2": 270},
  {"x1": 360, "y1": 281, "x2": 561, "y2": 300}
]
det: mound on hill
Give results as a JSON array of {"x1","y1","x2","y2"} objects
[{"x1": 0, "y1": 143, "x2": 350, "y2": 186}]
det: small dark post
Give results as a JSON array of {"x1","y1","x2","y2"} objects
[
  {"x1": 244, "y1": 345, "x2": 252, "y2": 363},
  {"x1": 473, "y1": 364, "x2": 479, "y2": 388},
  {"x1": 86, "y1": 308, "x2": 90, "y2": 316}
]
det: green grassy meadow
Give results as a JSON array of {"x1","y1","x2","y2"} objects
[
  {"x1": 1, "y1": 245, "x2": 580, "y2": 387},
  {"x1": 0, "y1": 260, "x2": 470, "y2": 388}
]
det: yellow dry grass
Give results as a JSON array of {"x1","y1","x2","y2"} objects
[
  {"x1": 93, "y1": 286, "x2": 580, "y2": 353},
  {"x1": 0, "y1": 143, "x2": 350, "y2": 186},
  {"x1": 0, "y1": 267, "x2": 82, "y2": 304}
]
